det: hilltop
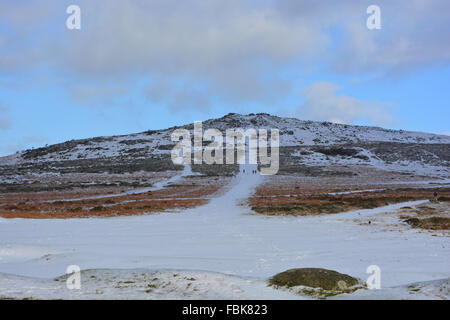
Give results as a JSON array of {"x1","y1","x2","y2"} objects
[{"x1": 0, "y1": 113, "x2": 449, "y2": 181}]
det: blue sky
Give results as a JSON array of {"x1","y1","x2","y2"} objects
[{"x1": 0, "y1": 0, "x2": 449, "y2": 156}]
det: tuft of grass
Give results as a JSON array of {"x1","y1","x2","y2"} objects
[
  {"x1": 119, "y1": 280, "x2": 135, "y2": 284},
  {"x1": 89, "y1": 205, "x2": 105, "y2": 212}
]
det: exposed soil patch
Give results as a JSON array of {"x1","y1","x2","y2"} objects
[{"x1": 404, "y1": 217, "x2": 450, "y2": 230}]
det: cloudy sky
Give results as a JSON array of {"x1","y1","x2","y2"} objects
[{"x1": 0, "y1": 0, "x2": 449, "y2": 155}]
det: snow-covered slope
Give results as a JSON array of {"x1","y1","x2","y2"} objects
[
  {"x1": 0, "y1": 172, "x2": 448, "y2": 298},
  {"x1": 1, "y1": 113, "x2": 448, "y2": 164},
  {"x1": 0, "y1": 113, "x2": 449, "y2": 180},
  {"x1": 1, "y1": 269, "x2": 447, "y2": 300}
]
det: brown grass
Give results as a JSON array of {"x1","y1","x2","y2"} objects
[
  {"x1": 0, "y1": 176, "x2": 228, "y2": 219},
  {"x1": 248, "y1": 178, "x2": 450, "y2": 216}
]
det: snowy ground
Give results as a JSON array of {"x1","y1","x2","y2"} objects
[
  {"x1": 1, "y1": 268, "x2": 448, "y2": 300},
  {"x1": 0, "y1": 164, "x2": 449, "y2": 299}
]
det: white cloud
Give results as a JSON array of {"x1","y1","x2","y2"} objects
[
  {"x1": 296, "y1": 81, "x2": 393, "y2": 125},
  {"x1": 0, "y1": 0, "x2": 449, "y2": 110}
]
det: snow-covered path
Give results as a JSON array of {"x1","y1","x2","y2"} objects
[{"x1": 0, "y1": 166, "x2": 449, "y2": 296}]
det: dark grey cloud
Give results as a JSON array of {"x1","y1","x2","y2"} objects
[{"x1": 145, "y1": 80, "x2": 211, "y2": 112}]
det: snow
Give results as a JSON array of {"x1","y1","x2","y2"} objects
[
  {"x1": 0, "y1": 166, "x2": 449, "y2": 299},
  {"x1": 291, "y1": 146, "x2": 449, "y2": 179},
  {"x1": 328, "y1": 189, "x2": 384, "y2": 195},
  {"x1": 0, "y1": 269, "x2": 303, "y2": 300},
  {"x1": 333, "y1": 278, "x2": 450, "y2": 300},
  {"x1": 1, "y1": 268, "x2": 446, "y2": 300},
  {"x1": 2, "y1": 113, "x2": 449, "y2": 165}
]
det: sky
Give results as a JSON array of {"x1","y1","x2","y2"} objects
[{"x1": 0, "y1": 0, "x2": 449, "y2": 156}]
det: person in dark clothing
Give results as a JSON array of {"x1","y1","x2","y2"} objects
[{"x1": 434, "y1": 191, "x2": 438, "y2": 201}]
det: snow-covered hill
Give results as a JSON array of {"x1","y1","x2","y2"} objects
[
  {"x1": 3, "y1": 113, "x2": 450, "y2": 162},
  {"x1": 0, "y1": 113, "x2": 449, "y2": 178}
]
